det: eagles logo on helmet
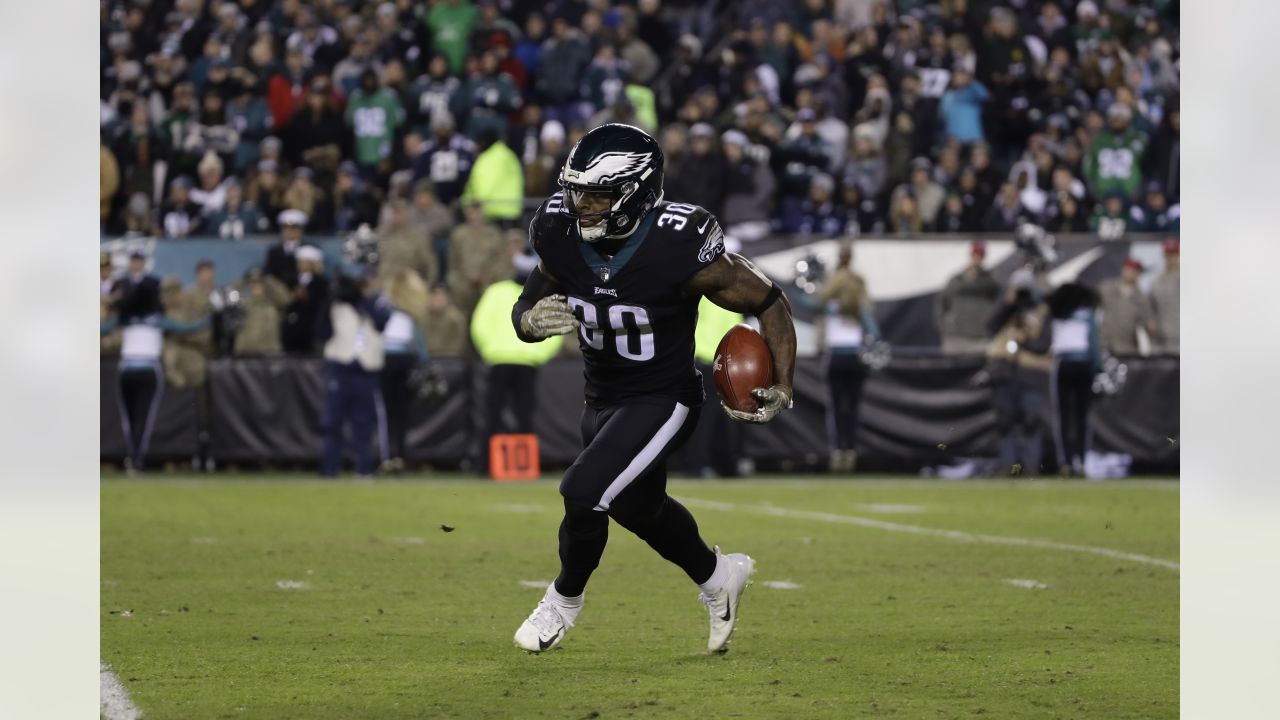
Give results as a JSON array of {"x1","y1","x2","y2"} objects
[{"x1": 558, "y1": 124, "x2": 665, "y2": 242}]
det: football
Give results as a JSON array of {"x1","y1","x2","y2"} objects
[{"x1": 712, "y1": 323, "x2": 775, "y2": 413}]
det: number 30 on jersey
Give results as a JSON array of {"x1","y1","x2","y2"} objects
[{"x1": 566, "y1": 297, "x2": 655, "y2": 362}]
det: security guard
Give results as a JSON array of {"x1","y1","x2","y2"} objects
[
  {"x1": 101, "y1": 252, "x2": 210, "y2": 473},
  {"x1": 470, "y1": 245, "x2": 563, "y2": 466},
  {"x1": 316, "y1": 267, "x2": 392, "y2": 478}
]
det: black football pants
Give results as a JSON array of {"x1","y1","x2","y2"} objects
[
  {"x1": 825, "y1": 352, "x2": 868, "y2": 452},
  {"x1": 1052, "y1": 358, "x2": 1094, "y2": 471},
  {"x1": 554, "y1": 399, "x2": 718, "y2": 597}
]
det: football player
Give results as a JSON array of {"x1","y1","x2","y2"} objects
[{"x1": 510, "y1": 124, "x2": 797, "y2": 653}]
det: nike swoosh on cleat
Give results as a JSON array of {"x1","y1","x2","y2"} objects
[
  {"x1": 720, "y1": 606, "x2": 731, "y2": 622},
  {"x1": 538, "y1": 634, "x2": 557, "y2": 650}
]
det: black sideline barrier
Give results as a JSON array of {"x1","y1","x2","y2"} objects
[{"x1": 101, "y1": 355, "x2": 1179, "y2": 474}]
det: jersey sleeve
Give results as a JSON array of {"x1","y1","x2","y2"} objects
[
  {"x1": 680, "y1": 205, "x2": 726, "y2": 281},
  {"x1": 527, "y1": 192, "x2": 570, "y2": 272}
]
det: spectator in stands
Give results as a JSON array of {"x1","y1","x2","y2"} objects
[
  {"x1": 101, "y1": 141, "x2": 120, "y2": 232},
  {"x1": 1046, "y1": 281, "x2": 1102, "y2": 477},
  {"x1": 933, "y1": 192, "x2": 977, "y2": 233},
  {"x1": 378, "y1": 198, "x2": 438, "y2": 291},
  {"x1": 1009, "y1": 161, "x2": 1048, "y2": 221},
  {"x1": 267, "y1": 46, "x2": 313, "y2": 132},
  {"x1": 283, "y1": 167, "x2": 334, "y2": 233},
  {"x1": 1150, "y1": 238, "x2": 1180, "y2": 354},
  {"x1": 840, "y1": 126, "x2": 887, "y2": 202},
  {"x1": 983, "y1": 181, "x2": 1024, "y2": 232},
  {"x1": 447, "y1": 199, "x2": 507, "y2": 315},
  {"x1": 939, "y1": 65, "x2": 989, "y2": 145},
  {"x1": 1083, "y1": 104, "x2": 1148, "y2": 201},
  {"x1": 889, "y1": 157, "x2": 945, "y2": 227},
  {"x1": 1130, "y1": 181, "x2": 1180, "y2": 235},
  {"x1": 936, "y1": 241, "x2": 1000, "y2": 354},
  {"x1": 247, "y1": 160, "x2": 287, "y2": 231},
  {"x1": 851, "y1": 74, "x2": 892, "y2": 147},
  {"x1": 205, "y1": 179, "x2": 266, "y2": 238},
  {"x1": 161, "y1": 176, "x2": 203, "y2": 238},
  {"x1": 968, "y1": 142, "x2": 1003, "y2": 209},
  {"x1": 786, "y1": 173, "x2": 843, "y2": 236},
  {"x1": 423, "y1": 282, "x2": 468, "y2": 357},
  {"x1": 281, "y1": 78, "x2": 349, "y2": 179},
  {"x1": 465, "y1": 48, "x2": 524, "y2": 141},
  {"x1": 332, "y1": 161, "x2": 381, "y2": 233},
  {"x1": 461, "y1": 128, "x2": 524, "y2": 227},
  {"x1": 1147, "y1": 103, "x2": 1179, "y2": 201},
  {"x1": 1090, "y1": 191, "x2": 1132, "y2": 241},
  {"x1": 524, "y1": 120, "x2": 567, "y2": 199},
  {"x1": 721, "y1": 129, "x2": 777, "y2": 242},
  {"x1": 163, "y1": 260, "x2": 219, "y2": 470},
  {"x1": 346, "y1": 69, "x2": 406, "y2": 183},
  {"x1": 514, "y1": 13, "x2": 547, "y2": 78},
  {"x1": 580, "y1": 43, "x2": 630, "y2": 115},
  {"x1": 191, "y1": 152, "x2": 230, "y2": 218},
  {"x1": 316, "y1": 267, "x2": 392, "y2": 479},
  {"x1": 1046, "y1": 191, "x2": 1089, "y2": 233},
  {"x1": 426, "y1": 0, "x2": 477, "y2": 74},
  {"x1": 888, "y1": 193, "x2": 923, "y2": 235},
  {"x1": 776, "y1": 108, "x2": 831, "y2": 205},
  {"x1": 669, "y1": 123, "x2": 727, "y2": 218},
  {"x1": 537, "y1": 16, "x2": 592, "y2": 128},
  {"x1": 1098, "y1": 258, "x2": 1156, "y2": 356},
  {"x1": 984, "y1": 267, "x2": 1053, "y2": 476},
  {"x1": 378, "y1": 267, "x2": 432, "y2": 474},
  {"x1": 226, "y1": 72, "x2": 274, "y2": 174},
  {"x1": 837, "y1": 178, "x2": 883, "y2": 237},
  {"x1": 409, "y1": 53, "x2": 467, "y2": 134},
  {"x1": 411, "y1": 112, "x2": 476, "y2": 207},
  {"x1": 282, "y1": 245, "x2": 330, "y2": 355}
]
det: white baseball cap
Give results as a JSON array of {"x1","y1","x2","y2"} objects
[{"x1": 278, "y1": 209, "x2": 309, "y2": 227}]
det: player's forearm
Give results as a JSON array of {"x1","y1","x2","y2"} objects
[
  {"x1": 511, "y1": 265, "x2": 559, "y2": 343},
  {"x1": 758, "y1": 297, "x2": 796, "y2": 390}
]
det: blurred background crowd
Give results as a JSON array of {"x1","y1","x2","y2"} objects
[{"x1": 101, "y1": 0, "x2": 1180, "y2": 242}]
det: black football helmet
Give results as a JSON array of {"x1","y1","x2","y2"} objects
[{"x1": 558, "y1": 123, "x2": 665, "y2": 242}]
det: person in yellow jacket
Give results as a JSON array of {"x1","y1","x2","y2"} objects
[
  {"x1": 460, "y1": 128, "x2": 524, "y2": 227},
  {"x1": 471, "y1": 242, "x2": 563, "y2": 456},
  {"x1": 681, "y1": 295, "x2": 746, "y2": 477}
]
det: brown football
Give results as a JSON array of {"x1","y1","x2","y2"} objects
[{"x1": 712, "y1": 323, "x2": 775, "y2": 413}]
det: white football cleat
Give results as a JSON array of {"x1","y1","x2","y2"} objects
[
  {"x1": 514, "y1": 584, "x2": 582, "y2": 653},
  {"x1": 699, "y1": 551, "x2": 756, "y2": 653}
]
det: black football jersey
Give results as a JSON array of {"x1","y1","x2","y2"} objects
[{"x1": 530, "y1": 192, "x2": 726, "y2": 409}]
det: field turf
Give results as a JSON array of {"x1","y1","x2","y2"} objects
[{"x1": 101, "y1": 475, "x2": 1178, "y2": 719}]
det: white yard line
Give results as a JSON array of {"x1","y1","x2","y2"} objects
[
  {"x1": 100, "y1": 662, "x2": 143, "y2": 720},
  {"x1": 678, "y1": 498, "x2": 1179, "y2": 572}
]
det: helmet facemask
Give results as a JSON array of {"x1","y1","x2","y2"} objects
[{"x1": 560, "y1": 179, "x2": 642, "y2": 243}]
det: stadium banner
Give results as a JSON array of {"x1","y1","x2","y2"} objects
[{"x1": 102, "y1": 355, "x2": 1179, "y2": 474}]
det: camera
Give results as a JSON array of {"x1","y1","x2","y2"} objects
[
  {"x1": 1013, "y1": 222, "x2": 1058, "y2": 270},
  {"x1": 343, "y1": 223, "x2": 381, "y2": 269}
]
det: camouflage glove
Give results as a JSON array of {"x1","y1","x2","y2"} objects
[
  {"x1": 520, "y1": 294, "x2": 580, "y2": 339},
  {"x1": 722, "y1": 384, "x2": 793, "y2": 424}
]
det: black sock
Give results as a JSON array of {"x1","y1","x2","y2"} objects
[
  {"x1": 612, "y1": 496, "x2": 718, "y2": 585},
  {"x1": 553, "y1": 499, "x2": 609, "y2": 597}
]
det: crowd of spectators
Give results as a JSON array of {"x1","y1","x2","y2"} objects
[{"x1": 101, "y1": 0, "x2": 1180, "y2": 246}]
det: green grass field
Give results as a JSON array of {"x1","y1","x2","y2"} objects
[{"x1": 101, "y1": 475, "x2": 1178, "y2": 719}]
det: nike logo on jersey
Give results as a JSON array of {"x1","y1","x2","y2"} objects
[
  {"x1": 538, "y1": 633, "x2": 558, "y2": 650},
  {"x1": 593, "y1": 287, "x2": 617, "y2": 297},
  {"x1": 697, "y1": 217, "x2": 711, "y2": 234}
]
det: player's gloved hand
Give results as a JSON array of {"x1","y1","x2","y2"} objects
[
  {"x1": 520, "y1": 294, "x2": 580, "y2": 339},
  {"x1": 722, "y1": 385, "x2": 793, "y2": 424}
]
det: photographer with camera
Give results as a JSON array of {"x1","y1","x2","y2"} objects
[
  {"x1": 315, "y1": 266, "x2": 392, "y2": 479},
  {"x1": 982, "y1": 227, "x2": 1056, "y2": 477},
  {"x1": 101, "y1": 251, "x2": 210, "y2": 474}
]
